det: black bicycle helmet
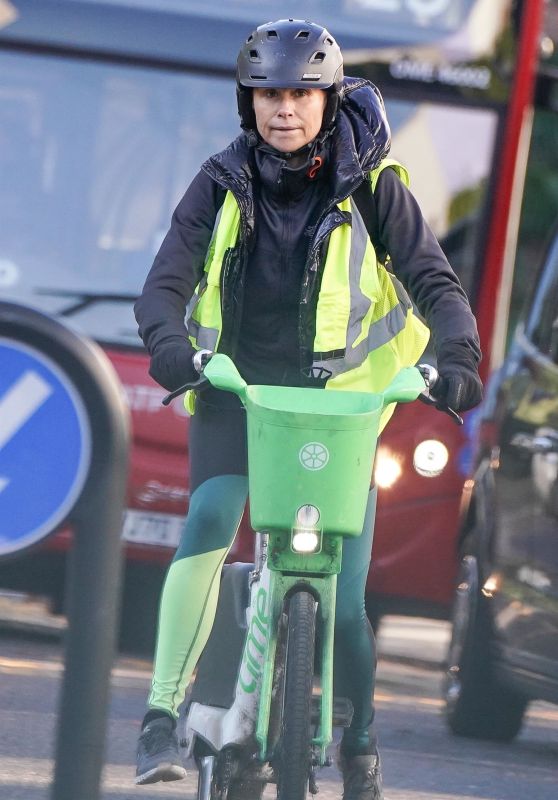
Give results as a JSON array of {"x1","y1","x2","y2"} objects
[{"x1": 237, "y1": 19, "x2": 344, "y2": 132}]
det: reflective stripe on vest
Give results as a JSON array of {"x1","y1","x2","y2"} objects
[
  {"x1": 186, "y1": 159, "x2": 429, "y2": 429},
  {"x1": 312, "y1": 161, "x2": 429, "y2": 428},
  {"x1": 187, "y1": 193, "x2": 239, "y2": 351}
]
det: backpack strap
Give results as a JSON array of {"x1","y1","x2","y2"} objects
[
  {"x1": 352, "y1": 159, "x2": 411, "y2": 267},
  {"x1": 352, "y1": 179, "x2": 388, "y2": 265}
]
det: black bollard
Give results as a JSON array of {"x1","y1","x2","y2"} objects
[{"x1": 0, "y1": 302, "x2": 130, "y2": 800}]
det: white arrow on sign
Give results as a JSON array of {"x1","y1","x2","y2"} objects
[{"x1": 0, "y1": 371, "x2": 53, "y2": 494}]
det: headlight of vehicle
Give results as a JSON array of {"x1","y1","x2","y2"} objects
[
  {"x1": 374, "y1": 448, "x2": 403, "y2": 489},
  {"x1": 413, "y1": 439, "x2": 449, "y2": 477}
]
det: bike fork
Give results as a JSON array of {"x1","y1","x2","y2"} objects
[{"x1": 197, "y1": 755, "x2": 216, "y2": 800}]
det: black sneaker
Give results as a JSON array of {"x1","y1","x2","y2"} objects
[
  {"x1": 135, "y1": 716, "x2": 187, "y2": 785},
  {"x1": 338, "y1": 750, "x2": 383, "y2": 800}
]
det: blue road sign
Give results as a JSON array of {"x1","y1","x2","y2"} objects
[{"x1": 0, "y1": 338, "x2": 91, "y2": 556}]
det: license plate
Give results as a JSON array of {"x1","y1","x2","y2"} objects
[{"x1": 122, "y1": 510, "x2": 183, "y2": 548}]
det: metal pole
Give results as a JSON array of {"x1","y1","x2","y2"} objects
[
  {"x1": 50, "y1": 344, "x2": 129, "y2": 800},
  {"x1": 0, "y1": 302, "x2": 130, "y2": 800},
  {"x1": 51, "y1": 445, "x2": 128, "y2": 799}
]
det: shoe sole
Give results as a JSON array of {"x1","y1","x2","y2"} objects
[{"x1": 135, "y1": 763, "x2": 187, "y2": 785}]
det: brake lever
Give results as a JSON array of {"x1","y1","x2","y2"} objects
[
  {"x1": 161, "y1": 349, "x2": 214, "y2": 406},
  {"x1": 162, "y1": 376, "x2": 209, "y2": 406},
  {"x1": 432, "y1": 400, "x2": 464, "y2": 427},
  {"x1": 417, "y1": 364, "x2": 464, "y2": 427}
]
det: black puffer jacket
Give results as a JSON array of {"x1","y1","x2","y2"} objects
[{"x1": 134, "y1": 77, "x2": 481, "y2": 397}]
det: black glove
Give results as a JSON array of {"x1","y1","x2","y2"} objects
[
  {"x1": 436, "y1": 343, "x2": 483, "y2": 413},
  {"x1": 148, "y1": 337, "x2": 198, "y2": 391}
]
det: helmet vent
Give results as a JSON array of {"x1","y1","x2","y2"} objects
[
  {"x1": 267, "y1": 30, "x2": 279, "y2": 39},
  {"x1": 295, "y1": 30, "x2": 310, "y2": 40},
  {"x1": 325, "y1": 37, "x2": 334, "y2": 46},
  {"x1": 249, "y1": 50, "x2": 261, "y2": 62},
  {"x1": 310, "y1": 51, "x2": 326, "y2": 63},
  {"x1": 249, "y1": 75, "x2": 267, "y2": 80}
]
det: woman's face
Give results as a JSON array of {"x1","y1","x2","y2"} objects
[{"x1": 252, "y1": 87, "x2": 327, "y2": 152}]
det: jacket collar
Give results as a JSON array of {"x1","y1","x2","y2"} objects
[
  {"x1": 201, "y1": 76, "x2": 391, "y2": 214},
  {"x1": 329, "y1": 77, "x2": 391, "y2": 203}
]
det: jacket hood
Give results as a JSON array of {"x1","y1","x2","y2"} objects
[
  {"x1": 329, "y1": 76, "x2": 391, "y2": 199},
  {"x1": 202, "y1": 76, "x2": 391, "y2": 208}
]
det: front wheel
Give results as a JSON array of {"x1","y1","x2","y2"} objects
[
  {"x1": 195, "y1": 744, "x2": 265, "y2": 800},
  {"x1": 276, "y1": 590, "x2": 317, "y2": 800},
  {"x1": 226, "y1": 778, "x2": 265, "y2": 800}
]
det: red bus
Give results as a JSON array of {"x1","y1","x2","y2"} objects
[{"x1": 0, "y1": 0, "x2": 548, "y2": 648}]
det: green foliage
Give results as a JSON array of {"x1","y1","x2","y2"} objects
[
  {"x1": 521, "y1": 112, "x2": 558, "y2": 234},
  {"x1": 449, "y1": 183, "x2": 484, "y2": 228}
]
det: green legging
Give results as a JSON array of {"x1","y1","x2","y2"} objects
[{"x1": 148, "y1": 474, "x2": 378, "y2": 752}]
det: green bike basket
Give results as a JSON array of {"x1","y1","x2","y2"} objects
[{"x1": 244, "y1": 386, "x2": 384, "y2": 537}]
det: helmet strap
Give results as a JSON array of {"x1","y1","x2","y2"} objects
[
  {"x1": 237, "y1": 85, "x2": 256, "y2": 131},
  {"x1": 321, "y1": 91, "x2": 339, "y2": 133}
]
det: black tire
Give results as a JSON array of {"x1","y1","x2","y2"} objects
[
  {"x1": 276, "y1": 590, "x2": 316, "y2": 800},
  {"x1": 227, "y1": 779, "x2": 264, "y2": 800},
  {"x1": 444, "y1": 544, "x2": 527, "y2": 741},
  {"x1": 195, "y1": 743, "x2": 265, "y2": 800}
]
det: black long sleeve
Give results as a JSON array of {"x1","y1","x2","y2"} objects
[
  {"x1": 374, "y1": 167, "x2": 481, "y2": 366},
  {"x1": 134, "y1": 169, "x2": 225, "y2": 356}
]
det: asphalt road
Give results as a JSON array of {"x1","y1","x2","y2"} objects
[{"x1": 0, "y1": 599, "x2": 557, "y2": 800}]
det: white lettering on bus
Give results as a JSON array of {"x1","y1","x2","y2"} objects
[
  {"x1": 121, "y1": 384, "x2": 188, "y2": 416},
  {"x1": 390, "y1": 58, "x2": 491, "y2": 90},
  {"x1": 349, "y1": 0, "x2": 452, "y2": 20}
]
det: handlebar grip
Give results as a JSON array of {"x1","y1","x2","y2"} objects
[
  {"x1": 417, "y1": 363, "x2": 463, "y2": 427},
  {"x1": 193, "y1": 349, "x2": 213, "y2": 374},
  {"x1": 418, "y1": 363, "x2": 439, "y2": 393}
]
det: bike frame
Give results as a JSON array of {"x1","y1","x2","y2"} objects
[
  {"x1": 185, "y1": 530, "x2": 341, "y2": 765},
  {"x1": 257, "y1": 532, "x2": 341, "y2": 763}
]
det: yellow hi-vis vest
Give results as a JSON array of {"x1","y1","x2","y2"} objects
[{"x1": 186, "y1": 158, "x2": 430, "y2": 430}]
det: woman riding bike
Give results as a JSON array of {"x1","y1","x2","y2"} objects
[{"x1": 133, "y1": 18, "x2": 482, "y2": 799}]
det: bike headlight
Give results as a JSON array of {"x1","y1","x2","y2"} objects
[
  {"x1": 292, "y1": 530, "x2": 321, "y2": 554},
  {"x1": 292, "y1": 506, "x2": 321, "y2": 553},
  {"x1": 413, "y1": 439, "x2": 449, "y2": 477}
]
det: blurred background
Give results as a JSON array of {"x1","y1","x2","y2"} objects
[{"x1": 1, "y1": 3, "x2": 558, "y2": 798}]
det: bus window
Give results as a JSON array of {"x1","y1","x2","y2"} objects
[
  {"x1": 385, "y1": 98, "x2": 498, "y2": 296},
  {"x1": 0, "y1": 50, "x2": 238, "y2": 345}
]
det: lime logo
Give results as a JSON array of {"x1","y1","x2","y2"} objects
[{"x1": 299, "y1": 442, "x2": 329, "y2": 471}]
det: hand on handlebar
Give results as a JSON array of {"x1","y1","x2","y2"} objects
[
  {"x1": 162, "y1": 350, "x2": 213, "y2": 406},
  {"x1": 435, "y1": 343, "x2": 483, "y2": 412},
  {"x1": 417, "y1": 364, "x2": 463, "y2": 426}
]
